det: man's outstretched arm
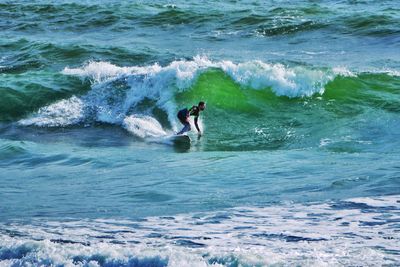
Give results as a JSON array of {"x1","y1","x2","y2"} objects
[{"x1": 194, "y1": 117, "x2": 201, "y2": 134}]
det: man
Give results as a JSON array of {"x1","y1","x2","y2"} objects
[{"x1": 177, "y1": 101, "x2": 206, "y2": 135}]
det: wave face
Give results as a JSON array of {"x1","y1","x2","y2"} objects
[
  {"x1": 1, "y1": 196, "x2": 399, "y2": 266},
  {"x1": 11, "y1": 57, "x2": 400, "y2": 152}
]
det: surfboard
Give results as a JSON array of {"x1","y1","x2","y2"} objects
[
  {"x1": 171, "y1": 134, "x2": 191, "y2": 145},
  {"x1": 168, "y1": 134, "x2": 191, "y2": 151}
]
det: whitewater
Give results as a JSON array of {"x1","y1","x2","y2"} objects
[{"x1": 1, "y1": 0, "x2": 400, "y2": 266}]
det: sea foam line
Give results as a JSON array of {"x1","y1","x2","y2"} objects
[{"x1": 0, "y1": 195, "x2": 399, "y2": 266}]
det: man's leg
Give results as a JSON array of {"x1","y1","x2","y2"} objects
[{"x1": 177, "y1": 122, "x2": 191, "y2": 135}]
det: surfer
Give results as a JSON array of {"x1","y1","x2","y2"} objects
[{"x1": 177, "y1": 101, "x2": 206, "y2": 135}]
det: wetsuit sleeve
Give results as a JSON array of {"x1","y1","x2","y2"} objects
[
  {"x1": 189, "y1": 106, "x2": 199, "y2": 118},
  {"x1": 194, "y1": 116, "x2": 200, "y2": 132}
]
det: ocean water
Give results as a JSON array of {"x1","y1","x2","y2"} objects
[{"x1": 1, "y1": 0, "x2": 400, "y2": 266}]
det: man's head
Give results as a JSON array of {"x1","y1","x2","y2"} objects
[{"x1": 198, "y1": 101, "x2": 206, "y2": 111}]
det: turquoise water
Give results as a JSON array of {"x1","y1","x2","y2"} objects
[{"x1": 1, "y1": 0, "x2": 400, "y2": 266}]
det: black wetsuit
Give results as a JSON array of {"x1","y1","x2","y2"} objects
[
  {"x1": 177, "y1": 106, "x2": 200, "y2": 123},
  {"x1": 177, "y1": 106, "x2": 200, "y2": 134}
]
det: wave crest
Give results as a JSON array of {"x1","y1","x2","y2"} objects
[{"x1": 63, "y1": 56, "x2": 334, "y2": 97}]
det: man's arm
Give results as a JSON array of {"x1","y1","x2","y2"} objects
[{"x1": 194, "y1": 116, "x2": 201, "y2": 134}]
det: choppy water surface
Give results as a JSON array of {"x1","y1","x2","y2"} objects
[{"x1": 1, "y1": 0, "x2": 399, "y2": 266}]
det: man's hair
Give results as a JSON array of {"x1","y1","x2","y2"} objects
[{"x1": 198, "y1": 101, "x2": 205, "y2": 106}]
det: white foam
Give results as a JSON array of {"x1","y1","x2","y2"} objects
[
  {"x1": 163, "y1": 4, "x2": 177, "y2": 8},
  {"x1": 18, "y1": 96, "x2": 85, "y2": 127},
  {"x1": 218, "y1": 60, "x2": 332, "y2": 97},
  {"x1": 333, "y1": 66, "x2": 356, "y2": 77},
  {"x1": 319, "y1": 138, "x2": 333, "y2": 147},
  {"x1": 0, "y1": 195, "x2": 399, "y2": 266},
  {"x1": 123, "y1": 115, "x2": 167, "y2": 138},
  {"x1": 62, "y1": 61, "x2": 135, "y2": 83},
  {"x1": 347, "y1": 195, "x2": 400, "y2": 207},
  {"x1": 380, "y1": 68, "x2": 400, "y2": 77}
]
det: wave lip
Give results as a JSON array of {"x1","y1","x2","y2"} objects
[
  {"x1": 62, "y1": 56, "x2": 334, "y2": 97},
  {"x1": 218, "y1": 60, "x2": 331, "y2": 97}
]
